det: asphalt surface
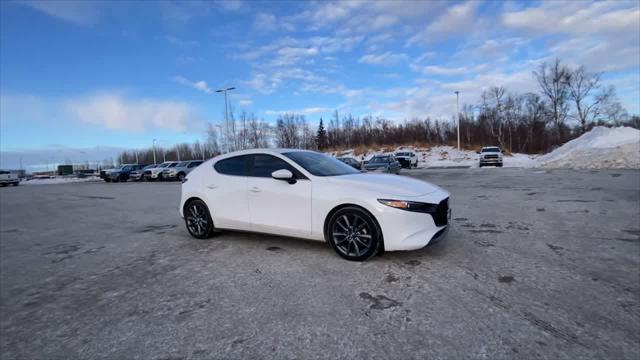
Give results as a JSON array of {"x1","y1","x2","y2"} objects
[{"x1": 1, "y1": 169, "x2": 639, "y2": 359}]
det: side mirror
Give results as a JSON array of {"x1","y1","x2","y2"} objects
[{"x1": 271, "y1": 169, "x2": 296, "y2": 184}]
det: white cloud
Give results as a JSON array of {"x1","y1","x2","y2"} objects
[
  {"x1": 238, "y1": 99, "x2": 253, "y2": 107},
  {"x1": 265, "y1": 107, "x2": 332, "y2": 116},
  {"x1": 420, "y1": 65, "x2": 468, "y2": 76},
  {"x1": 253, "y1": 12, "x2": 295, "y2": 32},
  {"x1": 173, "y1": 76, "x2": 212, "y2": 94},
  {"x1": 19, "y1": 0, "x2": 103, "y2": 26},
  {"x1": 407, "y1": 1, "x2": 477, "y2": 45},
  {"x1": 165, "y1": 36, "x2": 200, "y2": 48},
  {"x1": 65, "y1": 93, "x2": 201, "y2": 132},
  {"x1": 503, "y1": 1, "x2": 639, "y2": 37},
  {"x1": 359, "y1": 51, "x2": 408, "y2": 65}
]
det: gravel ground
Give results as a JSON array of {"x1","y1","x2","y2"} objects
[{"x1": 0, "y1": 169, "x2": 639, "y2": 359}]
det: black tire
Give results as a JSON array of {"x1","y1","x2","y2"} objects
[
  {"x1": 12, "y1": 182, "x2": 19, "y2": 186},
  {"x1": 326, "y1": 206, "x2": 382, "y2": 261},
  {"x1": 184, "y1": 199, "x2": 215, "y2": 239},
  {"x1": 178, "y1": 173, "x2": 186, "y2": 182},
  {"x1": 158, "y1": 173, "x2": 164, "y2": 182},
  {"x1": 497, "y1": 163, "x2": 503, "y2": 167},
  {"x1": 105, "y1": 178, "x2": 111, "y2": 182},
  {"x1": 120, "y1": 175, "x2": 127, "y2": 182}
]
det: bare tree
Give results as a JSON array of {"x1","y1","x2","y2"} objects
[
  {"x1": 568, "y1": 66, "x2": 608, "y2": 134},
  {"x1": 534, "y1": 59, "x2": 571, "y2": 143}
]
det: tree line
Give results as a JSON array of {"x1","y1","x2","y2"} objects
[{"x1": 118, "y1": 59, "x2": 637, "y2": 164}]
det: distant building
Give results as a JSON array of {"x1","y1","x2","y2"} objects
[{"x1": 57, "y1": 165, "x2": 73, "y2": 176}]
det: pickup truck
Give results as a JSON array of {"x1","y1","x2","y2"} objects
[
  {"x1": 478, "y1": 146, "x2": 503, "y2": 167},
  {"x1": 394, "y1": 151, "x2": 418, "y2": 168},
  {"x1": 0, "y1": 171, "x2": 20, "y2": 186}
]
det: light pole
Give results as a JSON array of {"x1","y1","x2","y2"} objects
[
  {"x1": 215, "y1": 86, "x2": 235, "y2": 153},
  {"x1": 455, "y1": 91, "x2": 460, "y2": 151},
  {"x1": 152, "y1": 139, "x2": 157, "y2": 165}
]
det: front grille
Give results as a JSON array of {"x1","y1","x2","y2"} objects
[
  {"x1": 431, "y1": 198, "x2": 449, "y2": 226},
  {"x1": 484, "y1": 154, "x2": 498, "y2": 159}
]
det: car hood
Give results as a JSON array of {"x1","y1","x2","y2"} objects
[{"x1": 327, "y1": 173, "x2": 443, "y2": 197}]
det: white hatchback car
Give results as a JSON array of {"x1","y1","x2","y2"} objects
[{"x1": 179, "y1": 149, "x2": 451, "y2": 261}]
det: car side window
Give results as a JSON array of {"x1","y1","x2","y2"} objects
[
  {"x1": 188, "y1": 161, "x2": 202, "y2": 168},
  {"x1": 214, "y1": 155, "x2": 249, "y2": 176},
  {"x1": 250, "y1": 154, "x2": 295, "y2": 178}
]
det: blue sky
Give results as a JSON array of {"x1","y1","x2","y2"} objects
[{"x1": 1, "y1": 0, "x2": 639, "y2": 169}]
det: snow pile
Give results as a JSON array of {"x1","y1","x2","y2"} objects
[
  {"x1": 22, "y1": 176, "x2": 101, "y2": 185},
  {"x1": 537, "y1": 126, "x2": 640, "y2": 169},
  {"x1": 330, "y1": 146, "x2": 537, "y2": 168}
]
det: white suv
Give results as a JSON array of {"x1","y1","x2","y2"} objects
[
  {"x1": 0, "y1": 171, "x2": 20, "y2": 186},
  {"x1": 478, "y1": 147, "x2": 503, "y2": 167}
]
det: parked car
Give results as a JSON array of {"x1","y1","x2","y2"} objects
[
  {"x1": 363, "y1": 155, "x2": 401, "y2": 174},
  {"x1": 179, "y1": 149, "x2": 450, "y2": 261},
  {"x1": 0, "y1": 170, "x2": 19, "y2": 186},
  {"x1": 337, "y1": 157, "x2": 362, "y2": 170},
  {"x1": 162, "y1": 160, "x2": 203, "y2": 181},
  {"x1": 130, "y1": 164, "x2": 156, "y2": 181},
  {"x1": 105, "y1": 164, "x2": 147, "y2": 182},
  {"x1": 143, "y1": 161, "x2": 178, "y2": 181},
  {"x1": 478, "y1": 146, "x2": 503, "y2": 167},
  {"x1": 394, "y1": 151, "x2": 418, "y2": 168}
]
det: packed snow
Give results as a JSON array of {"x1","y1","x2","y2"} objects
[
  {"x1": 537, "y1": 126, "x2": 640, "y2": 169},
  {"x1": 330, "y1": 126, "x2": 639, "y2": 169},
  {"x1": 21, "y1": 176, "x2": 101, "y2": 185}
]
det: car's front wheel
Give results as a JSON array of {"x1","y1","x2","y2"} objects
[
  {"x1": 327, "y1": 207, "x2": 382, "y2": 261},
  {"x1": 184, "y1": 199, "x2": 214, "y2": 239}
]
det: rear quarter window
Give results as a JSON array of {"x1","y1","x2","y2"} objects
[{"x1": 214, "y1": 155, "x2": 249, "y2": 176}]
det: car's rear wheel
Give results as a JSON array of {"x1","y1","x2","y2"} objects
[
  {"x1": 184, "y1": 199, "x2": 214, "y2": 239},
  {"x1": 327, "y1": 207, "x2": 381, "y2": 261}
]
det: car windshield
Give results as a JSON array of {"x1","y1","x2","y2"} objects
[
  {"x1": 482, "y1": 148, "x2": 500, "y2": 153},
  {"x1": 370, "y1": 156, "x2": 389, "y2": 163},
  {"x1": 396, "y1": 152, "x2": 409, "y2": 156},
  {"x1": 143, "y1": 165, "x2": 156, "y2": 169},
  {"x1": 283, "y1": 151, "x2": 359, "y2": 177}
]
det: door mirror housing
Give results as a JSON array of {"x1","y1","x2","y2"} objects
[{"x1": 271, "y1": 169, "x2": 296, "y2": 184}]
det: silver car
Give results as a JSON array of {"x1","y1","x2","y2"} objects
[{"x1": 162, "y1": 160, "x2": 203, "y2": 181}]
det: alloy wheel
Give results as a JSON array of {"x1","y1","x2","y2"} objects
[
  {"x1": 332, "y1": 214, "x2": 372, "y2": 257},
  {"x1": 186, "y1": 202, "x2": 210, "y2": 238}
]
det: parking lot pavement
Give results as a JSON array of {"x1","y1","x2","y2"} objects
[{"x1": 0, "y1": 169, "x2": 638, "y2": 359}]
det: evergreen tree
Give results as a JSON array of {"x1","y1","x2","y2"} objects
[{"x1": 316, "y1": 118, "x2": 328, "y2": 150}]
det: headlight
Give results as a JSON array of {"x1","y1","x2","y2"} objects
[{"x1": 378, "y1": 199, "x2": 438, "y2": 213}]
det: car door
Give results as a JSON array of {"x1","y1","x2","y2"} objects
[
  {"x1": 246, "y1": 154, "x2": 312, "y2": 238},
  {"x1": 208, "y1": 155, "x2": 251, "y2": 230}
]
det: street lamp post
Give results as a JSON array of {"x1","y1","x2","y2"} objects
[
  {"x1": 215, "y1": 87, "x2": 235, "y2": 153},
  {"x1": 455, "y1": 91, "x2": 460, "y2": 151},
  {"x1": 152, "y1": 139, "x2": 157, "y2": 165}
]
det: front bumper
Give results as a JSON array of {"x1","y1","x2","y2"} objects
[
  {"x1": 396, "y1": 158, "x2": 412, "y2": 168},
  {"x1": 374, "y1": 190, "x2": 451, "y2": 251},
  {"x1": 480, "y1": 158, "x2": 503, "y2": 165}
]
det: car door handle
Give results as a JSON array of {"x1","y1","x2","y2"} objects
[
  {"x1": 207, "y1": 184, "x2": 217, "y2": 189},
  {"x1": 249, "y1": 186, "x2": 261, "y2": 193}
]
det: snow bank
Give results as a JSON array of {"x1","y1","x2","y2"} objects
[
  {"x1": 330, "y1": 146, "x2": 537, "y2": 168},
  {"x1": 537, "y1": 126, "x2": 640, "y2": 169},
  {"x1": 22, "y1": 176, "x2": 101, "y2": 185}
]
